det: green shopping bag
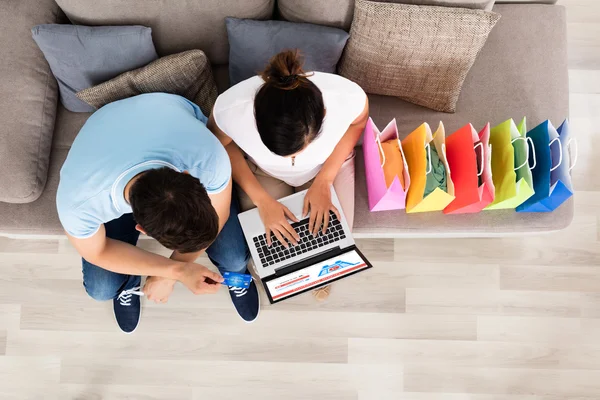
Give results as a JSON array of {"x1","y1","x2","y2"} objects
[{"x1": 485, "y1": 118, "x2": 535, "y2": 210}]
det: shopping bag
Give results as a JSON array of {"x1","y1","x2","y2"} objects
[
  {"x1": 485, "y1": 118, "x2": 535, "y2": 210},
  {"x1": 513, "y1": 117, "x2": 536, "y2": 203},
  {"x1": 403, "y1": 122, "x2": 455, "y2": 213},
  {"x1": 443, "y1": 123, "x2": 485, "y2": 214},
  {"x1": 517, "y1": 119, "x2": 576, "y2": 212},
  {"x1": 363, "y1": 118, "x2": 410, "y2": 211},
  {"x1": 472, "y1": 123, "x2": 495, "y2": 211}
]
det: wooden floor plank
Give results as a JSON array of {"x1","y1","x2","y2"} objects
[
  {"x1": 7, "y1": 329, "x2": 348, "y2": 363},
  {"x1": 403, "y1": 366, "x2": 600, "y2": 396},
  {"x1": 349, "y1": 338, "x2": 600, "y2": 370},
  {"x1": 59, "y1": 384, "x2": 193, "y2": 400},
  {"x1": 477, "y1": 316, "x2": 583, "y2": 343},
  {"x1": 59, "y1": 359, "x2": 403, "y2": 391},
  {"x1": 405, "y1": 288, "x2": 583, "y2": 317},
  {"x1": 0, "y1": 356, "x2": 60, "y2": 384}
]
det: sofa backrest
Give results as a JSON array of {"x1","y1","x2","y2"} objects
[
  {"x1": 277, "y1": 0, "x2": 558, "y2": 31},
  {"x1": 54, "y1": 0, "x2": 275, "y2": 65}
]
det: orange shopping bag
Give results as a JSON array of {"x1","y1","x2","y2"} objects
[
  {"x1": 402, "y1": 122, "x2": 455, "y2": 213},
  {"x1": 444, "y1": 123, "x2": 494, "y2": 214}
]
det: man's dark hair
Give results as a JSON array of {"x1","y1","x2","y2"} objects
[{"x1": 129, "y1": 167, "x2": 218, "y2": 253}]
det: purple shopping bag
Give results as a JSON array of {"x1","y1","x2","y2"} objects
[{"x1": 363, "y1": 118, "x2": 410, "y2": 212}]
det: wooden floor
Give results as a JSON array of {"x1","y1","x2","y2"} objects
[{"x1": 1, "y1": 1, "x2": 599, "y2": 399}]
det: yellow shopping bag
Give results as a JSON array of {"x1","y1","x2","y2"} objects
[
  {"x1": 403, "y1": 122, "x2": 455, "y2": 213},
  {"x1": 485, "y1": 118, "x2": 535, "y2": 210}
]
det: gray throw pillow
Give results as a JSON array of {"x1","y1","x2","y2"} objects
[
  {"x1": 225, "y1": 18, "x2": 349, "y2": 86},
  {"x1": 31, "y1": 24, "x2": 158, "y2": 112}
]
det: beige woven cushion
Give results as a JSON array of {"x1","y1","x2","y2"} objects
[
  {"x1": 338, "y1": 0, "x2": 500, "y2": 113},
  {"x1": 381, "y1": 0, "x2": 495, "y2": 10},
  {"x1": 76, "y1": 50, "x2": 217, "y2": 116}
]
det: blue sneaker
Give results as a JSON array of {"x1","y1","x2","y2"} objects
[
  {"x1": 113, "y1": 287, "x2": 142, "y2": 334},
  {"x1": 228, "y1": 276, "x2": 259, "y2": 323}
]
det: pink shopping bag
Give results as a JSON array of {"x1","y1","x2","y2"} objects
[{"x1": 363, "y1": 118, "x2": 410, "y2": 211}]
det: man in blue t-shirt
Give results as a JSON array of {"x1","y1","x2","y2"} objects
[{"x1": 57, "y1": 93, "x2": 259, "y2": 333}]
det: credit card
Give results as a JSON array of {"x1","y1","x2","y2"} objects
[{"x1": 221, "y1": 271, "x2": 253, "y2": 289}]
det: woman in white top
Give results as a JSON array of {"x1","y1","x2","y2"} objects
[{"x1": 208, "y1": 50, "x2": 368, "y2": 301}]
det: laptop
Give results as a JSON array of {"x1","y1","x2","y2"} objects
[{"x1": 238, "y1": 188, "x2": 373, "y2": 303}]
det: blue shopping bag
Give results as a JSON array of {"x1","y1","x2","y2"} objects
[{"x1": 517, "y1": 119, "x2": 576, "y2": 212}]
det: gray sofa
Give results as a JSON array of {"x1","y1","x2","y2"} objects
[{"x1": 0, "y1": 0, "x2": 571, "y2": 238}]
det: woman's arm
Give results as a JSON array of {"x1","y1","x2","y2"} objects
[
  {"x1": 208, "y1": 114, "x2": 269, "y2": 206},
  {"x1": 316, "y1": 99, "x2": 369, "y2": 184},
  {"x1": 303, "y1": 99, "x2": 369, "y2": 234},
  {"x1": 207, "y1": 113, "x2": 299, "y2": 246}
]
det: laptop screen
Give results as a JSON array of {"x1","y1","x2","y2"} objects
[{"x1": 264, "y1": 249, "x2": 370, "y2": 303}]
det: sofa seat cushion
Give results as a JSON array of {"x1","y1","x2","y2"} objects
[
  {"x1": 368, "y1": 4, "x2": 569, "y2": 136},
  {"x1": 54, "y1": 0, "x2": 275, "y2": 65},
  {"x1": 52, "y1": 105, "x2": 91, "y2": 151},
  {"x1": 0, "y1": 0, "x2": 61, "y2": 203}
]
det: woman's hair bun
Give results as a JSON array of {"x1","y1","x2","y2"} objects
[{"x1": 261, "y1": 49, "x2": 306, "y2": 90}]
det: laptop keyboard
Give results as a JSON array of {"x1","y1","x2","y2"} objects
[{"x1": 253, "y1": 211, "x2": 346, "y2": 267}]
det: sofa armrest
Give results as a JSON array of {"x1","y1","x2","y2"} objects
[{"x1": 0, "y1": 0, "x2": 61, "y2": 203}]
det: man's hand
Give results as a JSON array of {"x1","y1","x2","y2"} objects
[
  {"x1": 178, "y1": 262, "x2": 224, "y2": 295},
  {"x1": 303, "y1": 178, "x2": 340, "y2": 236},
  {"x1": 143, "y1": 276, "x2": 176, "y2": 303}
]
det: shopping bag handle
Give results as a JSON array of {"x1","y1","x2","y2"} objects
[
  {"x1": 527, "y1": 137, "x2": 537, "y2": 170},
  {"x1": 511, "y1": 136, "x2": 537, "y2": 171},
  {"x1": 441, "y1": 143, "x2": 451, "y2": 176},
  {"x1": 473, "y1": 142, "x2": 484, "y2": 177},
  {"x1": 549, "y1": 137, "x2": 563, "y2": 172},
  {"x1": 375, "y1": 133, "x2": 386, "y2": 168},
  {"x1": 567, "y1": 138, "x2": 578, "y2": 171},
  {"x1": 425, "y1": 142, "x2": 432, "y2": 175}
]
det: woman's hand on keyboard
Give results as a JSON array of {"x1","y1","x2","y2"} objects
[
  {"x1": 256, "y1": 194, "x2": 300, "y2": 248},
  {"x1": 303, "y1": 179, "x2": 340, "y2": 236}
]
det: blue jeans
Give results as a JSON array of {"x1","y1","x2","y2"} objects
[{"x1": 82, "y1": 195, "x2": 250, "y2": 301}]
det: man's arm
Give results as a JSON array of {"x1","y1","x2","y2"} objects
[
  {"x1": 68, "y1": 227, "x2": 223, "y2": 295},
  {"x1": 68, "y1": 227, "x2": 183, "y2": 278}
]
